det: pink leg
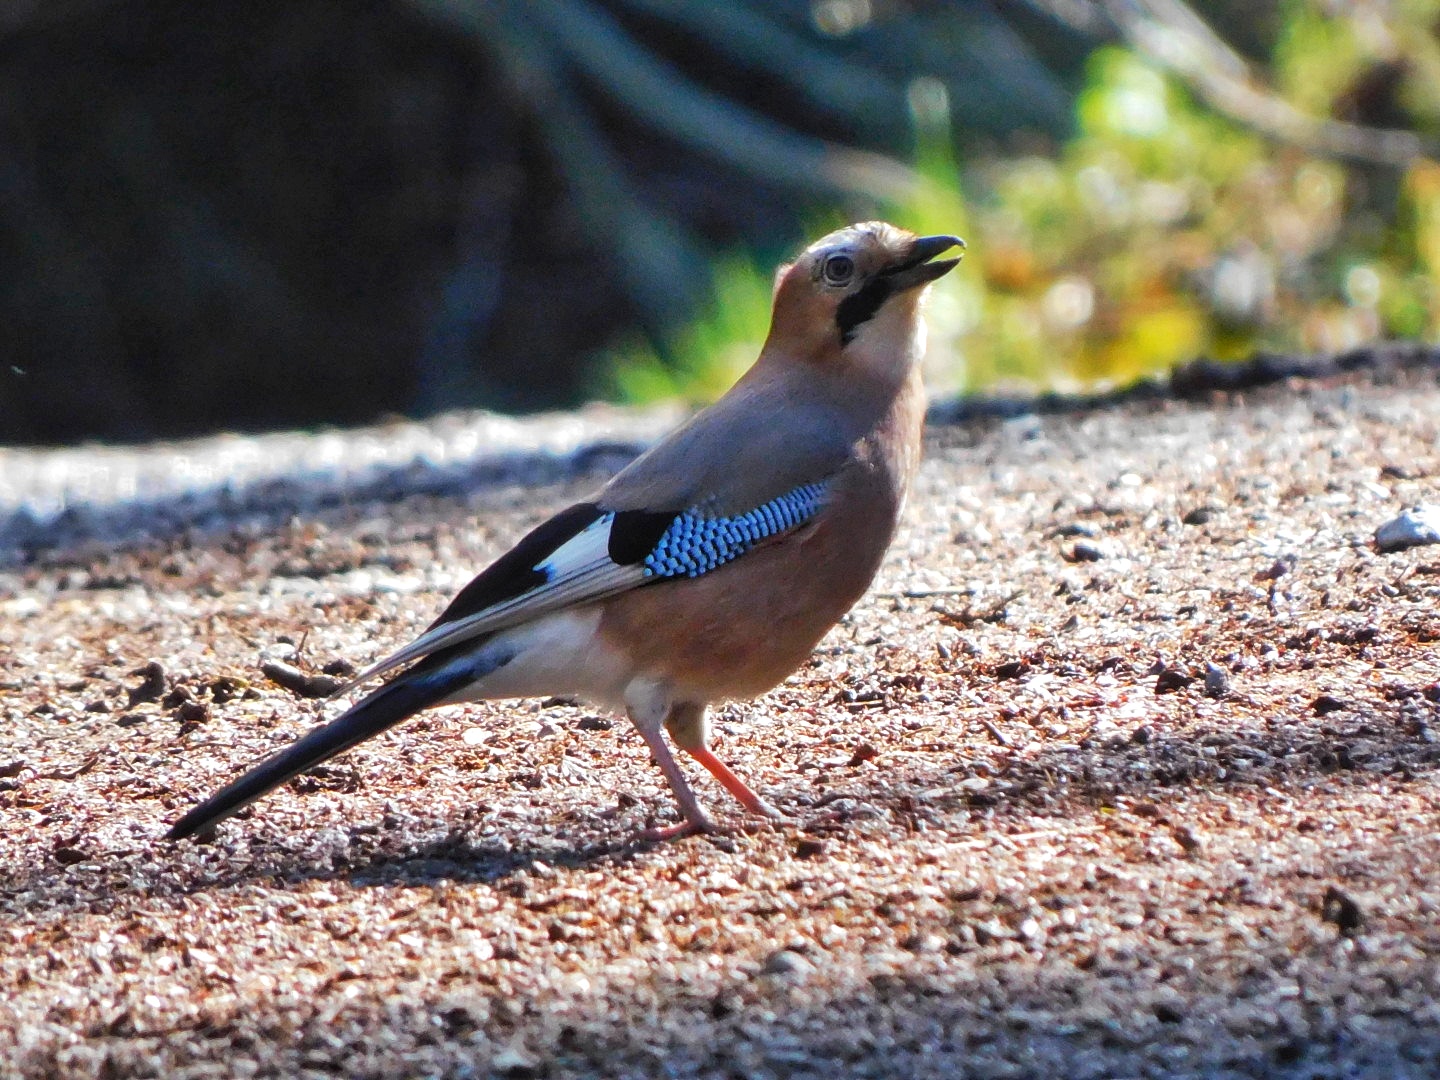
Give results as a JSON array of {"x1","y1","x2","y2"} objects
[
  {"x1": 666, "y1": 701, "x2": 786, "y2": 821},
  {"x1": 627, "y1": 698, "x2": 714, "y2": 840},
  {"x1": 684, "y1": 744, "x2": 784, "y2": 820}
]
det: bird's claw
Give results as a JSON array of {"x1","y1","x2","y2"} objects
[{"x1": 642, "y1": 817, "x2": 712, "y2": 842}]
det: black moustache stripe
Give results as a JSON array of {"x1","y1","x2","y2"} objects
[{"x1": 835, "y1": 277, "x2": 894, "y2": 345}]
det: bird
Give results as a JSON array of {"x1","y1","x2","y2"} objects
[{"x1": 166, "y1": 221, "x2": 963, "y2": 843}]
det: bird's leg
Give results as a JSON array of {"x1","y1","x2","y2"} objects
[
  {"x1": 626, "y1": 686, "x2": 715, "y2": 840},
  {"x1": 665, "y1": 702, "x2": 786, "y2": 821}
]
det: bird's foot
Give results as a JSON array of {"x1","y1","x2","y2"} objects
[
  {"x1": 643, "y1": 805, "x2": 790, "y2": 842},
  {"x1": 642, "y1": 816, "x2": 712, "y2": 842},
  {"x1": 745, "y1": 796, "x2": 788, "y2": 822}
]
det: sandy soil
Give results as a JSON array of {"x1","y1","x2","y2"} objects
[{"x1": 3, "y1": 360, "x2": 1439, "y2": 1078}]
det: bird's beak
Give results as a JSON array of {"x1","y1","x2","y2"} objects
[{"x1": 881, "y1": 234, "x2": 966, "y2": 292}]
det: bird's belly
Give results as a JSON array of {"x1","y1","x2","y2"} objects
[
  {"x1": 441, "y1": 608, "x2": 634, "y2": 709},
  {"x1": 597, "y1": 511, "x2": 892, "y2": 703}
]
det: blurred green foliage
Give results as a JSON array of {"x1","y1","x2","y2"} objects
[{"x1": 611, "y1": 1, "x2": 1440, "y2": 404}]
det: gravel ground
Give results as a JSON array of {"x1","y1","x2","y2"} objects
[{"x1": 3, "y1": 360, "x2": 1440, "y2": 1079}]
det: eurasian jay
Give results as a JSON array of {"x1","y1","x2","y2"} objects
[{"x1": 167, "y1": 221, "x2": 963, "y2": 842}]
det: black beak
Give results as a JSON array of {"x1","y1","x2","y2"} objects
[{"x1": 882, "y1": 234, "x2": 965, "y2": 291}]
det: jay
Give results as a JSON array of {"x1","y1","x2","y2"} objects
[{"x1": 167, "y1": 221, "x2": 963, "y2": 842}]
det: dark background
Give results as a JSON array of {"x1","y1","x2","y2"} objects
[{"x1": 0, "y1": 2, "x2": 1343, "y2": 444}]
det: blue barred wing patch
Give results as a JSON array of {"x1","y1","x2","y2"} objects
[{"x1": 643, "y1": 482, "x2": 829, "y2": 580}]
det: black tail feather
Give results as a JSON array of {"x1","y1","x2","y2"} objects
[{"x1": 166, "y1": 663, "x2": 469, "y2": 841}]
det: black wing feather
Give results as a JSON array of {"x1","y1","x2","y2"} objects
[
  {"x1": 606, "y1": 508, "x2": 679, "y2": 565},
  {"x1": 427, "y1": 502, "x2": 605, "y2": 630}
]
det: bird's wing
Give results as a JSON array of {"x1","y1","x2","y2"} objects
[
  {"x1": 338, "y1": 479, "x2": 836, "y2": 693},
  {"x1": 598, "y1": 372, "x2": 860, "y2": 516},
  {"x1": 339, "y1": 369, "x2": 860, "y2": 694}
]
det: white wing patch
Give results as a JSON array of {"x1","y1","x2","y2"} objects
[{"x1": 337, "y1": 512, "x2": 645, "y2": 694}]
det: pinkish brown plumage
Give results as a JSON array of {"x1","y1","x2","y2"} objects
[{"x1": 168, "y1": 222, "x2": 963, "y2": 843}]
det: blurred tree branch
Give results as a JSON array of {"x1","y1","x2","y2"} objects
[{"x1": 1026, "y1": 0, "x2": 1436, "y2": 165}]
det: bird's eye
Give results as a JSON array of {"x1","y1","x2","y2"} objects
[{"x1": 821, "y1": 254, "x2": 855, "y2": 286}]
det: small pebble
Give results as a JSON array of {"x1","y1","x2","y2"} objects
[
  {"x1": 1065, "y1": 540, "x2": 1107, "y2": 562},
  {"x1": 1322, "y1": 885, "x2": 1364, "y2": 934},
  {"x1": 1255, "y1": 555, "x2": 1296, "y2": 581},
  {"x1": 1155, "y1": 667, "x2": 1193, "y2": 694},
  {"x1": 760, "y1": 949, "x2": 814, "y2": 978},
  {"x1": 259, "y1": 642, "x2": 298, "y2": 664},
  {"x1": 126, "y1": 661, "x2": 167, "y2": 707},
  {"x1": 161, "y1": 685, "x2": 192, "y2": 708},
  {"x1": 1052, "y1": 522, "x2": 1099, "y2": 538},
  {"x1": 709, "y1": 993, "x2": 741, "y2": 1019},
  {"x1": 793, "y1": 837, "x2": 826, "y2": 859},
  {"x1": 900, "y1": 931, "x2": 947, "y2": 954},
  {"x1": 1153, "y1": 999, "x2": 1185, "y2": 1024},
  {"x1": 260, "y1": 660, "x2": 344, "y2": 699},
  {"x1": 175, "y1": 701, "x2": 209, "y2": 724},
  {"x1": 491, "y1": 1045, "x2": 539, "y2": 1075},
  {"x1": 972, "y1": 919, "x2": 1012, "y2": 944},
  {"x1": 846, "y1": 743, "x2": 879, "y2": 767},
  {"x1": 1203, "y1": 661, "x2": 1231, "y2": 699},
  {"x1": 208, "y1": 676, "x2": 246, "y2": 704},
  {"x1": 54, "y1": 845, "x2": 88, "y2": 866},
  {"x1": 1375, "y1": 505, "x2": 1440, "y2": 552},
  {"x1": 1172, "y1": 824, "x2": 1202, "y2": 854}
]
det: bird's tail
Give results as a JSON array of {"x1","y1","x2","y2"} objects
[{"x1": 165, "y1": 658, "x2": 476, "y2": 841}]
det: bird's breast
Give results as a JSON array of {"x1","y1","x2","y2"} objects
[{"x1": 596, "y1": 450, "x2": 911, "y2": 703}]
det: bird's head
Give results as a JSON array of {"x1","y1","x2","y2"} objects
[{"x1": 765, "y1": 222, "x2": 964, "y2": 373}]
